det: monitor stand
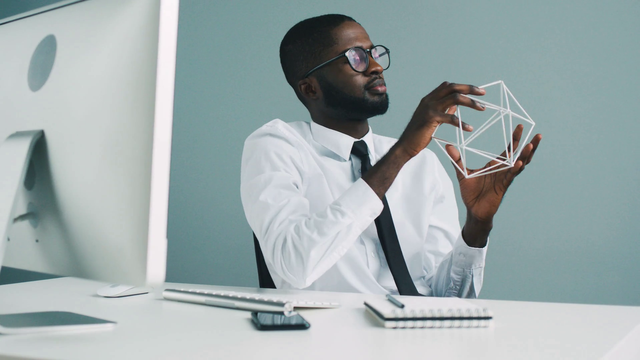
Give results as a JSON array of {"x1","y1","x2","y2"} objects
[
  {"x1": 0, "y1": 130, "x2": 43, "y2": 267},
  {"x1": 0, "y1": 130, "x2": 116, "y2": 334}
]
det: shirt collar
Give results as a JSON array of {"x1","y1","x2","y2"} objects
[{"x1": 310, "y1": 121, "x2": 375, "y2": 161}]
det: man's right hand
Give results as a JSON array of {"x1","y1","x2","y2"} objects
[
  {"x1": 362, "y1": 82, "x2": 487, "y2": 200},
  {"x1": 396, "y1": 81, "x2": 487, "y2": 159}
]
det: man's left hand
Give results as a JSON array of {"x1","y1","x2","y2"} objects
[{"x1": 445, "y1": 123, "x2": 543, "y2": 247}]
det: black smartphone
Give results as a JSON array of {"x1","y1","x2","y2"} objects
[{"x1": 251, "y1": 312, "x2": 310, "y2": 331}]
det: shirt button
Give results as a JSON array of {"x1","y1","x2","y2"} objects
[{"x1": 371, "y1": 252, "x2": 376, "y2": 258}]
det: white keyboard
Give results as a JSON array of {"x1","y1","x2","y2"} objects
[{"x1": 163, "y1": 288, "x2": 340, "y2": 315}]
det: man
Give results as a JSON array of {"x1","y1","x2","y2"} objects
[{"x1": 241, "y1": 14, "x2": 541, "y2": 297}]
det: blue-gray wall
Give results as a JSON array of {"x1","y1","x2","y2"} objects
[{"x1": 2, "y1": 0, "x2": 639, "y2": 306}]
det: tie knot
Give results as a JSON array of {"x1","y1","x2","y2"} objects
[{"x1": 351, "y1": 140, "x2": 369, "y2": 160}]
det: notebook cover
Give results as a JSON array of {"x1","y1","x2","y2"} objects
[{"x1": 364, "y1": 296, "x2": 493, "y2": 329}]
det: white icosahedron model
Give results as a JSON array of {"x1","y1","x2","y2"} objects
[{"x1": 432, "y1": 80, "x2": 535, "y2": 178}]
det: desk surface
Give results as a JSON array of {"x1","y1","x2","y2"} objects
[{"x1": 0, "y1": 277, "x2": 638, "y2": 360}]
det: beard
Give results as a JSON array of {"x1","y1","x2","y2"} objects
[{"x1": 316, "y1": 74, "x2": 389, "y2": 120}]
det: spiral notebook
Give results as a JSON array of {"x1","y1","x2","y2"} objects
[{"x1": 364, "y1": 296, "x2": 493, "y2": 329}]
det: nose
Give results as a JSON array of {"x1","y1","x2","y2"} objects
[{"x1": 366, "y1": 54, "x2": 384, "y2": 75}]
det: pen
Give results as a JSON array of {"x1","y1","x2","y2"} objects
[{"x1": 386, "y1": 294, "x2": 405, "y2": 309}]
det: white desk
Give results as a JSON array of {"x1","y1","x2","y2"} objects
[{"x1": 0, "y1": 277, "x2": 638, "y2": 360}]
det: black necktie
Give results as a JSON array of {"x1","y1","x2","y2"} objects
[{"x1": 351, "y1": 140, "x2": 421, "y2": 296}]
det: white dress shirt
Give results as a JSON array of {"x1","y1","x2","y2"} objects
[{"x1": 241, "y1": 119, "x2": 487, "y2": 297}]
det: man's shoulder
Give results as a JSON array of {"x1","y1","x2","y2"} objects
[
  {"x1": 248, "y1": 119, "x2": 309, "y2": 138},
  {"x1": 371, "y1": 132, "x2": 397, "y2": 152},
  {"x1": 243, "y1": 119, "x2": 313, "y2": 163}
]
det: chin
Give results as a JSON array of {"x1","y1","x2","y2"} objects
[{"x1": 366, "y1": 95, "x2": 389, "y2": 117}]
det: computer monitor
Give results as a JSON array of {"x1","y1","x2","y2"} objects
[{"x1": 0, "y1": 0, "x2": 179, "y2": 288}]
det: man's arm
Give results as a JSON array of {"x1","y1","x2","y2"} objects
[
  {"x1": 418, "y1": 152, "x2": 487, "y2": 298},
  {"x1": 241, "y1": 120, "x2": 384, "y2": 289},
  {"x1": 452, "y1": 124, "x2": 542, "y2": 247},
  {"x1": 359, "y1": 81, "x2": 541, "y2": 248},
  {"x1": 361, "y1": 82, "x2": 485, "y2": 202}
]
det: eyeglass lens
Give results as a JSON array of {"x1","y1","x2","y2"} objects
[{"x1": 346, "y1": 46, "x2": 389, "y2": 73}]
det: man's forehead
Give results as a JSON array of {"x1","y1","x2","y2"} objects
[{"x1": 330, "y1": 22, "x2": 373, "y2": 52}]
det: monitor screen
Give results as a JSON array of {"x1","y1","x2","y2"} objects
[{"x1": 0, "y1": 0, "x2": 179, "y2": 287}]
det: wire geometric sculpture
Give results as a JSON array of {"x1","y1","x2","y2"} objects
[{"x1": 432, "y1": 80, "x2": 535, "y2": 178}]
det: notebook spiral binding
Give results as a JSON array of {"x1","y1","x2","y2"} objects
[{"x1": 365, "y1": 302, "x2": 493, "y2": 329}]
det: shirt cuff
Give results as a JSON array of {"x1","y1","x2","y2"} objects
[{"x1": 451, "y1": 234, "x2": 488, "y2": 269}]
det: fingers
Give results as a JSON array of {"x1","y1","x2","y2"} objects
[
  {"x1": 441, "y1": 106, "x2": 473, "y2": 130},
  {"x1": 497, "y1": 124, "x2": 525, "y2": 160},
  {"x1": 516, "y1": 133, "x2": 542, "y2": 170},
  {"x1": 433, "y1": 81, "x2": 485, "y2": 98},
  {"x1": 500, "y1": 133, "x2": 541, "y2": 184},
  {"x1": 509, "y1": 124, "x2": 524, "y2": 154},
  {"x1": 512, "y1": 124, "x2": 524, "y2": 142},
  {"x1": 427, "y1": 82, "x2": 486, "y2": 112},
  {"x1": 525, "y1": 134, "x2": 542, "y2": 165},
  {"x1": 506, "y1": 133, "x2": 542, "y2": 177},
  {"x1": 419, "y1": 82, "x2": 485, "y2": 130},
  {"x1": 437, "y1": 105, "x2": 473, "y2": 131},
  {"x1": 441, "y1": 113, "x2": 473, "y2": 131},
  {"x1": 438, "y1": 92, "x2": 486, "y2": 112},
  {"x1": 445, "y1": 144, "x2": 465, "y2": 181},
  {"x1": 402, "y1": 81, "x2": 487, "y2": 158},
  {"x1": 442, "y1": 106, "x2": 461, "y2": 127},
  {"x1": 509, "y1": 159, "x2": 526, "y2": 179}
]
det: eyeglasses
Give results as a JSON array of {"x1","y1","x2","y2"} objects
[{"x1": 303, "y1": 45, "x2": 390, "y2": 79}]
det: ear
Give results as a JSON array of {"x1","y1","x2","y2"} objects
[{"x1": 297, "y1": 77, "x2": 321, "y2": 102}]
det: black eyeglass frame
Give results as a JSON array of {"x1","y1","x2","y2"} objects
[{"x1": 302, "y1": 45, "x2": 390, "y2": 79}]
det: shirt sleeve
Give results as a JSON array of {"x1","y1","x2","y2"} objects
[
  {"x1": 240, "y1": 121, "x2": 383, "y2": 289},
  {"x1": 418, "y1": 152, "x2": 488, "y2": 298}
]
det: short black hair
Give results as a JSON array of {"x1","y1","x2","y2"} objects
[{"x1": 279, "y1": 14, "x2": 358, "y2": 89}]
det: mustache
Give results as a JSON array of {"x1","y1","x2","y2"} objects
[{"x1": 365, "y1": 77, "x2": 386, "y2": 89}]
